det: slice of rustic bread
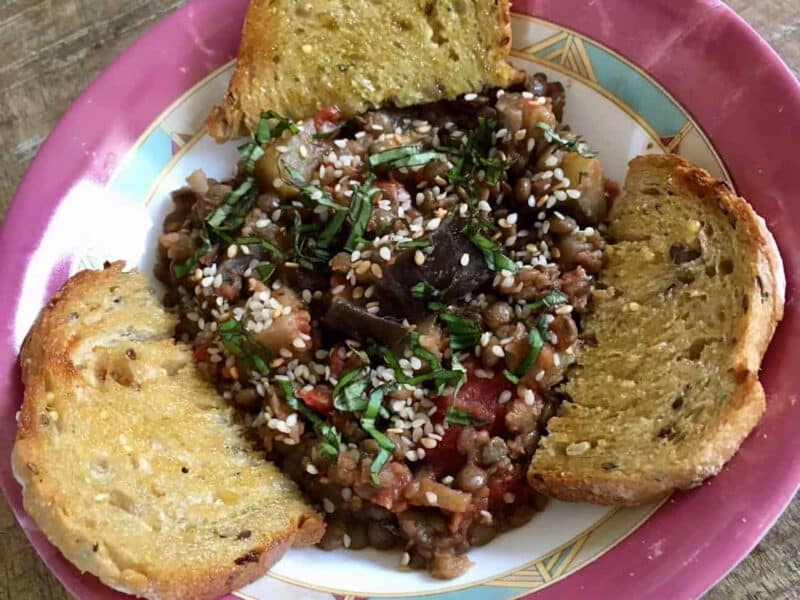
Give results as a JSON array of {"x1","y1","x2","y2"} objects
[
  {"x1": 13, "y1": 263, "x2": 323, "y2": 600},
  {"x1": 528, "y1": 155, "x2": 785, "y2": 505},
  {"x1": 208, "y1": 0, "x2": 523, "y2": 140}
]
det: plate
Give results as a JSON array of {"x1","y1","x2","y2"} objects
[{"x1": 1, "y1": 1, "x2": 798, "y2": 598}]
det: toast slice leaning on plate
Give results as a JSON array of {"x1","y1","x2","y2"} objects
[
  {"x1": 13, "y1": 263, "x2": 323, "y2": 600},
  {"x1": 529, "y1": 155, "x2": 785, "y2": 505},
  {"x1": 208, "y1": 0, "x2": 523, "y2": 140}
]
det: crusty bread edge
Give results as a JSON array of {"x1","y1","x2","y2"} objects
[
  {"x1": 207, "y1": 0, "x2": 524, "y2": 141},
  {"x1": 12, "y1": 262, "x2": 322, "y2": 600},
  {"x1": 529, "y1": 375, "x2": 766, "y2": 505},
  {"x1": 529, "y1": 154, "x2": 785, "y2": 505}
]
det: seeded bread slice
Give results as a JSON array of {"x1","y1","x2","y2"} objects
[
  {"x1": 207, "y1": 0, "x2": 523, "y2": 140},
  {"x1": 528, "y1": 154, "x2": 785, "y2": 505},
  {"x1": 12, "y1": 263, "x2": 323, "y2": 600}
]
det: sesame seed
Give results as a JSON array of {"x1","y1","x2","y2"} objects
[
  {"x1": 499, "y1": 390, "x2": 513, "y2": 404},
  {"x1": 379, "y1": 246, "x2": 391, "y2": 261},
  {"x1": 292, "y1": 337, "x2": 306, "y2": 349},
  {"x1": 507, "y1": 212, "x2": 518, "y2": 225},
  {"x1": 556, "y1": 304, "x2": 574, "y2": 315},
  {"x1": 421, "y1": 437, "x2": 437, "y2": 449},
  {"x1": 425, "y1": 491, "x2": 438, "y2": 505},
  {"x1": 566, "y1": 189, "x2": 582, "y2": 199},
  {"x1": 523, "y1": 388, "x2": 536, "y2": 406},
  {"x1": 343, "y1": 533, "x2": 352, "y2": 548},
  {"x1": 491, "y1": 345, "x2": 505, "y2": 358},
  {"x1": 306, "y1": 463, "x2": 319, "y2": 475},
  {"x1": 405, "y1": 450, "x2": 419, "y2": 462},
  {"x1": 414, "y1": 250, "x2": 425, "y2": 266},
  {"x1": 323, "y1": 498, "x2": 335, "y2": 513},
  {"x1": 503, "y1": 492, "x2": 516, "y2": 503},
  {"x1": 464, "y1": 92, "x2": 478, "y2": 101},
  {"x1": 545, "y1": 155, "x2": 559, "y2": 167},
  {"x1": 272, "y1": 178, "x2": 284, "y2": 189},
  {"x1": 401, "y1": 552, "x2": 411, "y2": 566},
  {"x1": 332, "y1": 284, "x2": 345, "y2": 295},
  {"x1": 426, "y1": 217, "x2": 442, "y2": 231},
  {"x1": 371, "y1": 263, "x2": 383, "y2": 278},
  {"x1": 460, "y1": 253, "x2": 470, "y2": 266}
]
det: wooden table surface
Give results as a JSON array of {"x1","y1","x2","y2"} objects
[{"x1": 0, "y1": 1, "x2": 797, "y2": 598}]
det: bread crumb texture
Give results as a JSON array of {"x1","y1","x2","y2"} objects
[
  {"x1": 529, "y1": 155, "x2": 784, "y2": 505},
  {"x1": 13, "y1": 263, "x2": 322, "y2": 600}
]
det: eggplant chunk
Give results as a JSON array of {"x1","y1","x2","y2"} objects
[
  {"x1": 322, "y1": 297, "x2": 408, "y2": 345},
  {"x1": 375, "y1": 217, "x2": 490, "y2": 321}
]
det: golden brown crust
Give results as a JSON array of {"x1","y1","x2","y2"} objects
[
  {"x1": 528, "y1": 154, "x2": 784, "y2": 506},
  {"x1": 13, "y1": 263, "x2": 323, "y2": 600},
  {"x1": 207, "y1": 0, "x2": 524, "y2": 141},
  {"x1": 529, "y1": 375, "x2": 766, "y2": 505}
]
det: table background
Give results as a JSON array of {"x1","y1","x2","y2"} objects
[{"x1": 0, "y1": 1, "x2": 797, "y2": 598}]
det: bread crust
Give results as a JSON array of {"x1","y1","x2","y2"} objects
[
  {"x1": 207, "y1": 0, "x2": 523, "y2": 141},
  {"x1": 13, "y1": 263, "x2": 323, "y2": 600},
  {"x1": 528, "y1": 154, "x2": 785, "y2": 505}
]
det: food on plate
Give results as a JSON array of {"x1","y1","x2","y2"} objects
[
  {"x1": 12, "y1": 264, "x2": 323, "y2": 600},
  {"x1": 159, "y1": 72, "x2": 609, "y2": 578},
  {"x1": 207, "y1": 0, "x2": 523, "y2": 140},
  {"x1": 529, "y1": 155, "x2": 785, "y2": 505}
]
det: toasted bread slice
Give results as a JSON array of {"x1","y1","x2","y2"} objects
[
  {"x1": 528, "y1": 155, "x2": 785, "y2": 505},
  {"x1": 12, "y1": 263, "x2": 323, "y2": 600},
  {"x1": 208, "y1": 0, "x2": 523, "y2": 140}
]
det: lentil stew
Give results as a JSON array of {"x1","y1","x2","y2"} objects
[{"x1": 156, "y1": 73, "x2": 611, "y2": 579}]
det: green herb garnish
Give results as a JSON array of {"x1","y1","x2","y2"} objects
[
  {"x1": 218, "y1": 319, "x2": 272, "y2": 376},
  {"x1": 360, "y1": 384, "x2": 397, "y2": 484},
  {"x1": 516, "y1": 327, "x2": 544, "y2": 378},
  {"x1": 332, "y1": 368, "x2": 369, "y2": 412},
  {"x1": 469, "y1": 231, "x2": 519, "y2": 273},
  {"x1": 254, "y1": 262, "x2": 276, "y2": 282},
  {"x1": 439, "y1": 313, "x2": 481, "y2": 351},
  {"x1": 236, "y1": 236, "x2": 286, "y2": 260},
  {"x1": 280, "y1": 380, "x2": 341, "y2": 460},
  {"x1": 256, "y1": 111, "x2": 299, "y2": 145},
  {"x1": 503, "y1": 369, "x2": 520, "y2": 384},
  {"x1": 397, "y1": 238, "x2": 432, "y2": 250},
  {"x1": 445, "y1": 405, "x2": 487, "y2": 427},
  {"x1": 172, "y1": 231, "x2": 211, "y2": 279},
  {"x1": 344, "y1": 175, "x2": 377, "y2": 251},
  {"x1": 206, "y1": 178, "x2": 257, "y2": 230},
  {"x1": 535, "y1": 121, "x2": 596, "y2": 158},
  {"x1": 529, "y1": 291, "x2": 568, "y2": 311}
]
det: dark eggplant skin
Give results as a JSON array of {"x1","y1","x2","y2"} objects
[
  {"x1": 375, "y1": 217, "x2": 490, "y2": 322},
  {"x1": 322, "y1": 296, "x2": 409, "y2": 345}
]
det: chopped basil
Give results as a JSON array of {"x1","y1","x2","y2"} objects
[
  {"x1": 529, "y1": 291, "x2": 568, "y2": 311},
  {"x1": 218, "y1": 319, "x2": 272, "y2": 376},
  {"x1": 236, "y1": 236, "x2": 286, "y2": 260},
  {"x1": 206, "y1": 178, "x2": 257, "y2": 230},
  {"x1": 391, "y1": 151, "x2": 442, "y2": 169},
  {"x1": 332, "y1": 368, "x2": 369, "y2": 412},
  {"x1": 360, "y1": 384, "x2": 396, "y2": 484},
  {"x1": 282, "y1": 164, "x2": 345, "y2": 212},
  {"x1": 254, "y1": 262, "x2": 276, "y2": 282},
  {"x1": 369, "y1": 145, "x2": 421, "y2": 167},
  {"x1": 445, "y1": 405, "x2": 486, "y2": 427},
  {"x1": 503, "y1": 369, "x2": 520, "y2": 384},
  {"x1": 397, "y1": 238, "x2": 432, "y2": 250},
  {"x1": 516, "y1": 327, "x2": 544, "y2": 378},
  {"x1": 279, "y1": 380, "x2": 341, "y2": 460},
  {"x1": 172, "y1": 232, "x2": 211, "y2": 279},
  {"x1": 256, "y1": 111, "x2": 299, "y2": 145},
  {"x1": 344, "y1": 175, "x2": 377, "y2": 251},
  {"x1": 535, "y1": 121, "x2": 597, "y2": 158},
  {"x1": 468, "y1": 231, "x2": 519, "y2": 273},
  {"x1": 439, "y1": 313, "x2": 481, "y2": 351}
]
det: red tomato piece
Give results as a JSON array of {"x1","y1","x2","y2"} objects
[
  {"x1": 298, "y1": 385, "x2": 334, "y2": 414},
  {"x1": 452, "y1": 361, "x2": 514, "y2": 434},
  {"x1": 314, "y1": 105, "x2": 342, "y2": 134},
  {"x1": 194, "y1": 344, "x2": 210, "y2": 363},
  {"x1": 486, "y1": 465, "x2": 525, "y2": 510},
  {"x1": 423, "y1": 424, "x2": 466, "y2": 477}
]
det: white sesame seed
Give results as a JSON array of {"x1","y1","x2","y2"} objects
[
  {"x1": 341, "y1": 487, "x2": 353, "y2": 501},
  {"x1": 545, "y1": 155, "x2": 559, "y2": 167},
  {"x1": 343, "y1": 533, "x2": 352, "y2": 548},
  {"x1": 464, "y1": 92, "x2": 478, "y2": 101},
  {"x1": 305, "y1": 463, "x2": 319, "y2": 475},
  {"x1": 421, "y1": 437, "x2": 437, "y2": 449},
  {"x1": 323, "y1": 498, "x2": 335, "y2": 513},
  {"x1": 491, "y1": 345, "x2": 505, "y2": 358},
  {"x1": 507, "y1": 212, "x2": 518, "y2": 225},
  {"x1": 499, "y1": 390, "x2": 513, "y2": 404},
  {"x1": 426, "y1": 217, "x2": 442, "y2": 231},
  {"x1": 379, "y1": 246, "x2": 391, "y2": 261},
  {"x1": 414, "y1": 250, "x2": 425, "y2": 266},
  {"x1": 460, "y1": 253, "x2": 470, "y2": 267},
  {"x1": 401, "y1": 552, "x2": 411, "y2": 566},
  {"x1": 405, "y1": 450, "x2": 419, "y2": 462},
  {"x1": 523, "y1": 388, "x2": 536, "y2": 406},
  {"x1": 566, "y1": 189, "x2": 582, "y2": 199},
  {"x1": 425, "y1": 491, "x2": 438, "y2": 505},
  {"x1": 332, "y1": 284, "x2": 345, "y2": 295},
  {"x1": 292, "y1": 337, "x2": 306, "y2": 349}
]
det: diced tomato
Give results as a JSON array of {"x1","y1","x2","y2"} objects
[
  {"x1": 486, "y1": 466, "x2": 525, "y2": 511},
  {"x1": 451, "y1": 360, "x2": 515, "y2": 434},
  {"x1": 298, "y1": 385, "x2": 334, "y2": 414},
  {"x1": 193, "y1": 344, "x2": 210, "y2": 363},
  {"x1": 424, "y1": 425, "x2": 465, "y2": 477},
  {"x1": 314, "y1": 105, "x2": 342, "y2": 134}
]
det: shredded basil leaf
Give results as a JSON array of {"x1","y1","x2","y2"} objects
[
  {"x1": 397, "y1": 238, "x2": 432, "y2": 250},
  {"x1": 344, "y1": 175, "x2": 377, "y2": 251},
  {"x1": 439, "y1": 313, "x2": 481, "y2": 351},
  {"x1": 280, "y1": 380, "x2": 341, "y2": 460},
  {"x1": 445, "y1": 405, "x2": 487, "y2": 427},
  {"x1": 370, "y1": 448, "x2": 392, "y2": 484},
  {"x1": 206, "y1": 178, "x2": 257, "y2": 230},
  {"x1": 535, "y1": 121, "x2": 596, "y2": 158},
  {"x1": 332, "y1": 368, "x2": 369, "y2": 412},
  {"x1": 254, "y1": 262, "x2": 276, "y2": 282},
  {"x1": 172, "y1": 231, "x2": 211, "y2": 279},
  {"x1": 218, "y1": 319, "x2": 272, "y2": 376},
  {"x1": 256, "y1": 111, "x2": 300, "y2": 145},
  {"x1": 369, "y1": 145, "x2": 421, "y2": 167},
  {"x1": 503, "y1": 369, "x2": 520, "y2": 384},
  {"x1": 529, "y1": 291, "x2": 568, "y2": 311},
  {"x1": 468, "y1": 231, "x2": 519, "y2": 273},
  {"x1": 360, "y1": 385, "x2": 396, "y2": 484},
  {"x1": 236, "y1": 236, "x2": 286, "y2": 260},
  {"x1": 516, "y1": 327, "x2": 544, "y2": 378}
]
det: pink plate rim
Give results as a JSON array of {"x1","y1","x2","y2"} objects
[{"x1": 1, "y1": 0, "x2": 798, "y2": 598}]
